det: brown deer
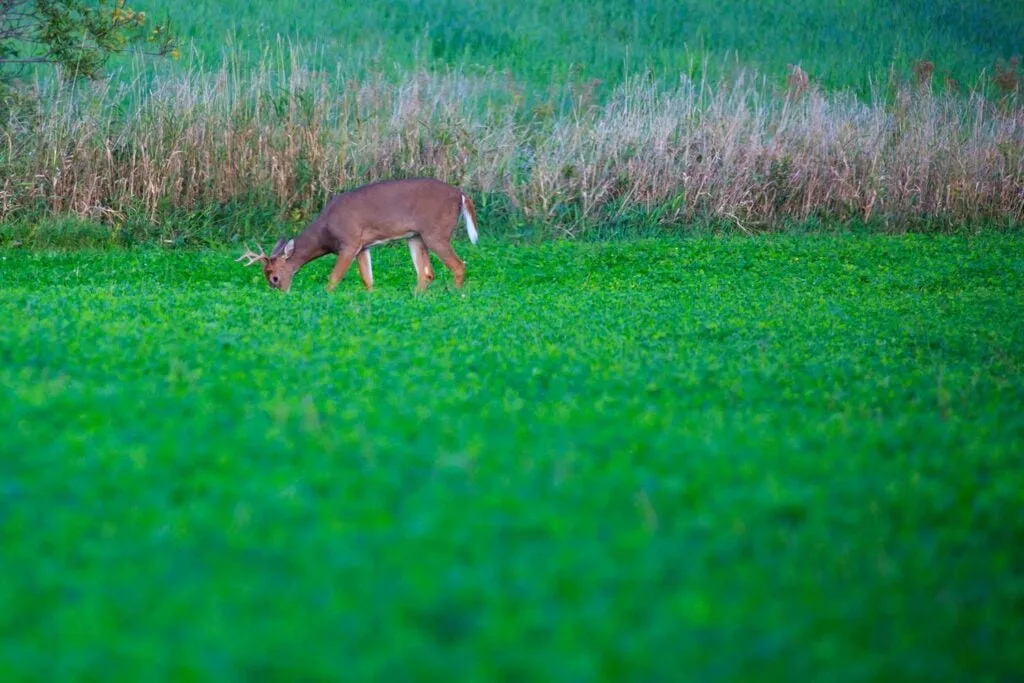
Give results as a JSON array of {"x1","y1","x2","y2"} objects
[{"x1": 237, "y1": 178, "x2": 479, "y2": 293}]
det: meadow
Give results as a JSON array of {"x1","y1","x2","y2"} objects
[
  {"x1": 1, "y1": 0, "x2": 1022, "y2": 239},
  {"x1": 2, "y1": 0, "x2": 1024, "y2": 679},
  {"x1": 2, "y1": 234, "x2": 1023, "y2": 679},
  {"x1": 169, "y1": 0, "x2": 1023, "y2": 94}
]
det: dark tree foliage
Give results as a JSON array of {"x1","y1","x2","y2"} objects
[{"x1": 0, "y1": 0, "x2": 177, "y2": 80}]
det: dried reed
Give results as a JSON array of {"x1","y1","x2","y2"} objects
[{"x1": 1, "y1": 43, "x2": 1021, "y2": 236}]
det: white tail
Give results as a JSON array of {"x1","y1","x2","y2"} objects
[{"x1": 461, "y1": 194, "x2": 478, "y2": 245}]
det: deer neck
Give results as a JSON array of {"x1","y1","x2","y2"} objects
[{"x1": 287, "y1": 224, "x2": 331, "y2": 271}]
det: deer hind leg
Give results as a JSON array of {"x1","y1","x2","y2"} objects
[
  {"x1": 326, "y1": 247, "x2": 359, "y2": 292},
  {"x1": 356, "y1": 249, "x2": 374, "y2": 291},
  {"x1": 421, "y1": 235, "x2": 466, "y2": 288},
  {"x1": 407, "y1": 236, "x2": 435, "y2": 291}
]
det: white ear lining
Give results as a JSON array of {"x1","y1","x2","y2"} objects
[{"x1": 270, "y1": 237, "x2": 295, "y2": 260}]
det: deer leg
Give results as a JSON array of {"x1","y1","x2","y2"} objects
[
  {"x1": 326, "y1": 248, "x2": 359, "y2": 292},
  {"x1": 356, "y1": 249, "x2": 374, "y2": 291},
  {"x1": 421, "y1": 236, "x2": 466, "y2": 288},
  {"x1": 407, "y1": 236, "x2": 435, "y2": 291}
]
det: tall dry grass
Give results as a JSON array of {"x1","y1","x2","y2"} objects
[{"x1": 1, "y1": 43, "x2": 1021, "y2": 237}]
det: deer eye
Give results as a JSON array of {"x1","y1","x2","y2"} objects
[{"x1": 270, "y1": 274, "x2": 280, "y2": 285}]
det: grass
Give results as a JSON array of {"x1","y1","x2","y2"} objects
[
  {"x1": 1, "y1": 2, "x2": 1022, "y2": 676},
  {"x1": 2, "y1": 45, "x2": 1022, "y2": 240},
  {"x1": 160, "y1": 0, "x2": 1024, "y2": 95},
  {"x1": 3, "y1": 3, "x2": 1021, "y2": 241},
  {"x1": 1, "y1": 234, "x2": 1022, "y2": 680}
]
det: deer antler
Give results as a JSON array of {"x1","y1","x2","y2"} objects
[{"x1": 235, "y1": 243, "x2": 268, "y2": 267}]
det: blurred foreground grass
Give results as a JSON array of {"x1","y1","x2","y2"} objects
[{"x1": 1, "y1": 234, "x2": 1022, "y2": 680}]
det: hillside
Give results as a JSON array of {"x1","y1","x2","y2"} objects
[{"x1": 165, "y1": 0, "x2": 1024, "y2": 93}]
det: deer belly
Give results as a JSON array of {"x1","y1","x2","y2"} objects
[{"x1": 364, "y1": 231, "x2": 417, "y2": 249}]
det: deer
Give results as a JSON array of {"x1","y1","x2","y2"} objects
[{"x1": 236, "y1": 177, "x2": 479, "y2": 293}]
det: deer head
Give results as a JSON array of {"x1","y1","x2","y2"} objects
[{"x1": 236, "y1": 238, "x2": 296, "y2": 291}]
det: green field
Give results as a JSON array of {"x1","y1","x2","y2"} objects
[
  {"x1": 2, "y1": 0, "x2": 1023, "y2": 679},
  {"x1": 2, "y1": 234, "x2": 1023, "y2": 679},
  {"x1": 167, "y1": 0, "x2": 1024, "y2": 91},
  {"x1": 161, "y1": 0, "x2": 1024, "y2": 93}
]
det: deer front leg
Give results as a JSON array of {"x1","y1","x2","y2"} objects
[
  {"x1": 326, "y1": 248, "x2": 359, "y2": 292},
  {"x1": 356, "y1": 249, "x2": 374, "y2": 291}
]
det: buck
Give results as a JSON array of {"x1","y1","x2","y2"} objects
[{"x1": 236, "y1": 177, "x2": 479, "y2": 293}]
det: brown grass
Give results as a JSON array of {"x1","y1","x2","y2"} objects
[{"x1": 1, "y1": 44, "x2": 1022, "y2": 236}]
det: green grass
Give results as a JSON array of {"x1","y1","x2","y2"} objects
[
  {"x1": 1, "y1": 234, "x2": 1022, "y2": 680},
  {"x1": 152, "y1": 0, "x2": 1024, "y2": 94}
]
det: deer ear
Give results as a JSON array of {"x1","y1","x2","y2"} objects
[{"x1": 271, "y1": 238, "x2": 294, "y2": 259}]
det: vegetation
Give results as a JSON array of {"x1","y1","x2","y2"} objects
[
  {"x1": 2, "y1": 2, "x2": 1022, "y2": 679},
  {"x1": 1, "y1": 235, "x2": 1023, "y2": 679},
  {"x1": 0, "y1": 0, "x2": 176, "y2": 80},
  {"x1": 1, "y1": 1, "x2": 1021, "y2": 242},
  {"x1": 166, "y1": 0, "x2": 1024, "y2": 95},
  {"x1": 0, "y1": 42, "x2": 1021, "y2": 244}
]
